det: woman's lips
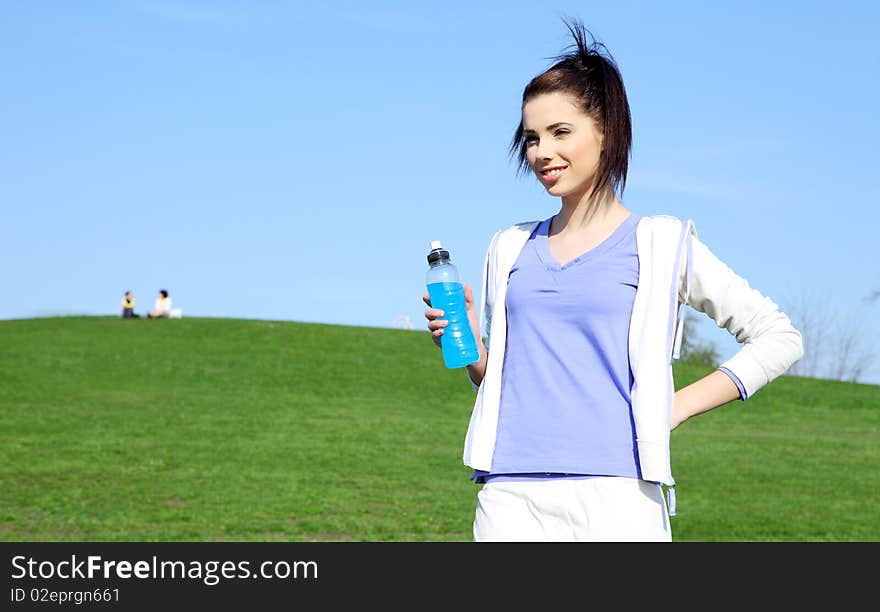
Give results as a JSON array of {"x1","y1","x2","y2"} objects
[{"x1": 540, "y1": 166, "x2": 567, "y2": 183}]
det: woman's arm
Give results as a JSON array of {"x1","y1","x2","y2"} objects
[
  {"x1": 462, "y1": 283, "x2": 488, "y2": 386},
  {"x1": 681, "y1": 232, "x2": 804, "y2": 405},
  {"x1": 672, "y1": 370, "x2": 741, "y2": 430}
]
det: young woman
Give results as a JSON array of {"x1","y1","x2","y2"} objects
[
  {"x1": 422, "y1": 20, "x2": 803, "y2": 542},
  {"x1": 147, "y1": 289, "x2": 172, "y2": 319}
]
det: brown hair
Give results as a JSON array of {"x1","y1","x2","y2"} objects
[{"x1": 510, "y1": 18, "x2": 632, "y2": 201}]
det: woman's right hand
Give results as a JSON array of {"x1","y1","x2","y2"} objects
[
  {"x1": 422, "y1": 282, "x2": 480, "y2": 348},
  {"x1": 423, "y1": 283, "x2": 487, "y2": 385},
  {"x1": 422, "y1": 295, "x2": 447, "y2": 349}
]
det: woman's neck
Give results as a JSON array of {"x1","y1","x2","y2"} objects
[{"x1": 553, "y1": 188, "x2": 627, "y2": 234}]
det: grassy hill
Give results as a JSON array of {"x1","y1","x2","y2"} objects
[{"x1": 1, "y1": 316, "x2": 877, "y2": 541}]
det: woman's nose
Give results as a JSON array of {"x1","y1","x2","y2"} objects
[{"x1": 535, "y1": 138, "x2": 553, "y2": 160}]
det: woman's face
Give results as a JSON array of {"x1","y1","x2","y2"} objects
[{"x1": 522, "y1": 91, "x2": 603, "y2": 200}]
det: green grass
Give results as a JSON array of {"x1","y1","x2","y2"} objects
[{"x1": 1, "y1": 316, "x2": 877, "y2": 541}]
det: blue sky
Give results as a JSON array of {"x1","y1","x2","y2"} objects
[{"x1": 2, "y1": 1, "x2": 878, "y2": 383}]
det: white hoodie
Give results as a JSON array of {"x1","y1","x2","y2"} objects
[{"x1": 463, "y1": 215, "x2": 804, "y2": 509}]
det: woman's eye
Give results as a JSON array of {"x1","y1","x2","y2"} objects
[
  {"x1": 554, "y1": 129, "x2": 569, "y2": 137},
  {"x1": 524, "y1": 136, "x2": 538, "y2": 145}
]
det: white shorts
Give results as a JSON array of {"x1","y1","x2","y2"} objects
[{"x1": 473, "y1": 476, "x2": 672, "y2": 542}]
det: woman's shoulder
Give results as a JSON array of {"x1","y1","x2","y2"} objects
[
  {"x1": 636, "y1": 213, "x2": 697, "y2": 237},
  {"x1": 637, "y1": 213, "x2": 685, "y2": 225},
  {"x1": 496, "y1": 219, "x2": 542, "y2": 238},
  {"x1": 486, "y1": 219, "x2": 542, "y2": 251}
]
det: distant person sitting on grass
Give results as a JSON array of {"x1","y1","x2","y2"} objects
[
  {"x1": 147, "y1": 289, "x2": 172, "y2": 319},
  {"x1": 121, "y1": 290, "x2": 139, "y2": 318}
]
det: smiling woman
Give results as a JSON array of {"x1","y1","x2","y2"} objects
[
  {"x1": 514, "y1": 45, "x2": 631, "y2": 205},
  {"x1": 421, "y1": 17, "x2": 804, "y2": 543}
]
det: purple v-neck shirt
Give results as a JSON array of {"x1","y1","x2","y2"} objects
[
  {"x1": 478, "y1": 215, "x2": 641, "y2": 478},
  {"x1": 473, "y1": 213, "x2": 745, "y2": 485}
]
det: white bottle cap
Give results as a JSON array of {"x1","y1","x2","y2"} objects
[{"x1": 430, "y1": 240, "x2": 442, "y2": 250}]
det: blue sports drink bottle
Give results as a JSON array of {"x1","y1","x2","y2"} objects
[{"x1": 426, "y1": 240, "x2": 480, "y2": 369}]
